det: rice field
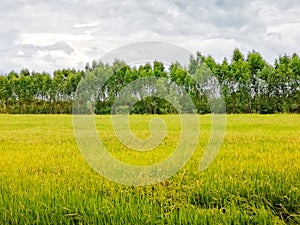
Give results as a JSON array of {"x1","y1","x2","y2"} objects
[{"x1": 0, "y1": 114, "x2": 299, "y2": 224}]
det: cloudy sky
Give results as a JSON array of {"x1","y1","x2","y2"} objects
[{"x1": 1, "y1": 0, "x2": 300, "y2": 74}]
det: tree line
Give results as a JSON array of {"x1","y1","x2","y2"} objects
[{"x1": 0, "y1": 48, "x2": 299, "y2": 114}]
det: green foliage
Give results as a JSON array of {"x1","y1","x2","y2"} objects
[
  {"x1": 0, "y1": 69, "x2": 83, "y2": 114},
  {"x1": 0, "y1": 49, "x2": 300, "y2": 114}
]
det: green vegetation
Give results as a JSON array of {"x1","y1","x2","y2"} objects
[
  {"x1": 0, "y1": 114, "x2": 299, "y2": 224},
  {"x1": 0, "y1": 49, "x2": 300, "y2": 114}
]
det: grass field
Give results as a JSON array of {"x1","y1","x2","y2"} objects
[{"x1": 0, "y1": 114, "x2": 299, "y2": 224}]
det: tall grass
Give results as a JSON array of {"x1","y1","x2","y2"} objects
[{"x1": 0, "y1": 114, "x2": 299, "y2": 224}]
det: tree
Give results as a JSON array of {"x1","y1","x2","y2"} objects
[
  {"x1": 0, "y1": 49, "x2": 299, "y2": 114},
  {"x1": 0, "y1": 76, "x2": 11, "y2": 113}
]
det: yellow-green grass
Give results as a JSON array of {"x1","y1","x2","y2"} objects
[{"x1": 0, "y1": 114, "x2": 299, "y2": 224}]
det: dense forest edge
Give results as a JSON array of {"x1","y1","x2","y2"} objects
[{"x1": 0, "y1": 48, "x2": 299, "y2": 114}]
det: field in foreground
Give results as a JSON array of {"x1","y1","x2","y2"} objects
[{"x1": 0, "y1": 114, "x2": 299, "y2": 224}]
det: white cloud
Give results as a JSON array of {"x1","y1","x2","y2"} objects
[
  {"x1": 18, "y1": 33, "x2": 94, "y2": 46},
  {"x1": 73, "y1": 21, "x2": 101, "y2": 28},
  {"x1": 0, "y1": 0, "x2": 300, "y2": 74}
]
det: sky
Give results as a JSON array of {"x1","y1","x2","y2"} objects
[{"x1": 1, "y1": 0, "x2": 300, "y2": 74}]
